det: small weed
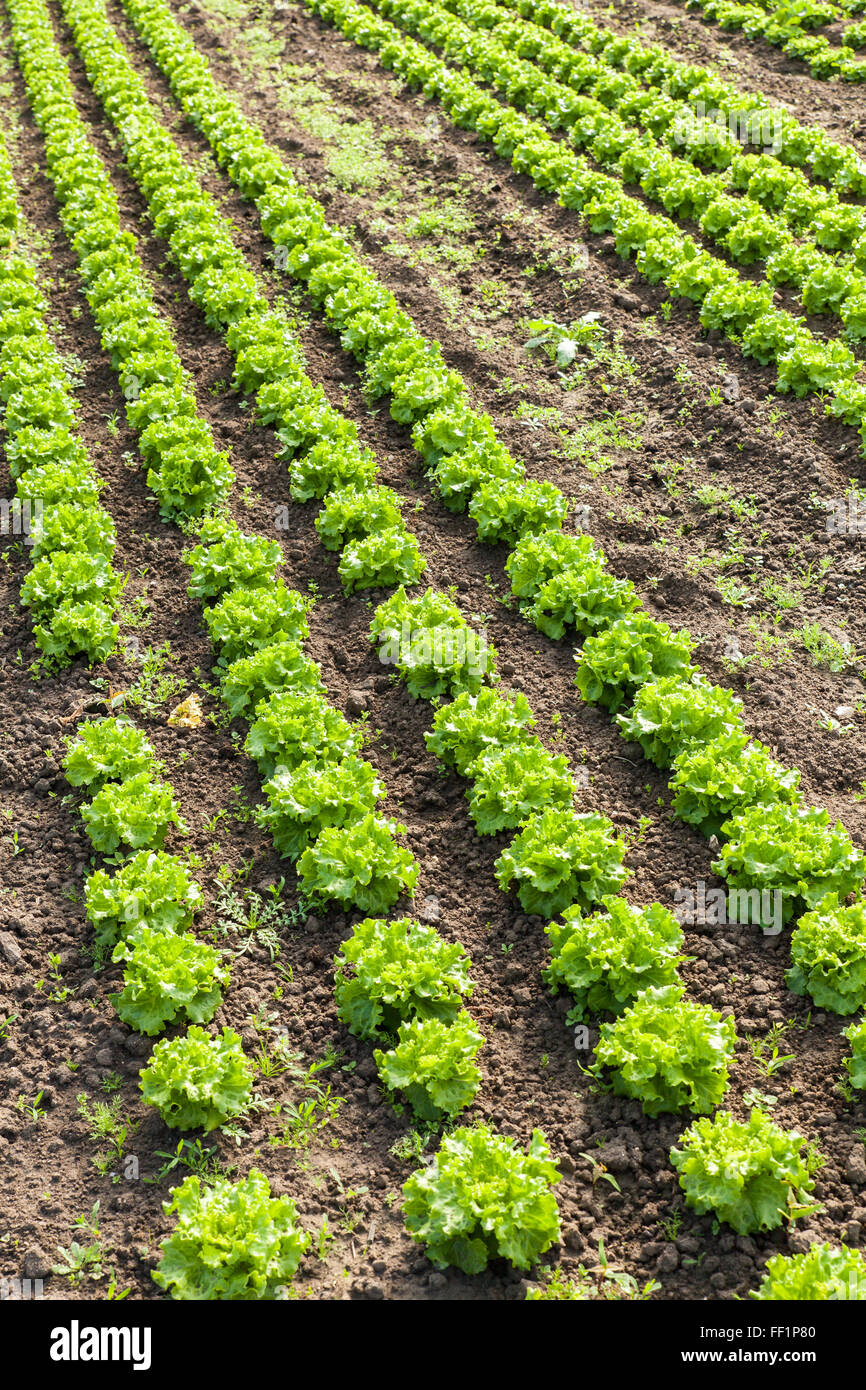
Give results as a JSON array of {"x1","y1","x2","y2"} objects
[
  {"x1": 76, "y1": 1092, "x2": 138, "y2": 1179},
  {"x1": 213, "y1": 884, "x2": 295, "y2": 961},
  {"x1": 15, "y1": 1091, "x2": 45, "y2": 1122},
  {"x1": 578, "y1": 1151, "x2": 622, "y2": 1193},
  {"x1": 800, "y1": 622, "x2": 857, "y2": 673},
  {"x1": 148, "y1": 1138, "x2": 234, "y2": 1187},
  {"x1": 388, "y1": 1128, "x2": 432, "y2": 1162},
  {"x1": 52, "y1": 1204, "x2": 107, "y2": 1286}
]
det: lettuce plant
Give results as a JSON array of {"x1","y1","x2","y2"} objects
[
  {"x1": 112, "y1": 926, "x2": 229, "y2": 1034},
  {"x1": 787, "y1": 897, "x2": 866, "y2": 1013},
  {"x1": 185, "y1": 523, "x2": 281, "y2": 598},
  {"x1": 22, "y1": 552, "x2": 121, "y2": 614},
  {"x1": 258, "y1": 755, "x2": 385, "y2": 858},
  {"x1": 203, "y1": 581, "x2": 310, "y2": 663},
  {"x1": 63, "y1": 717, "x2": 155, "y2": 790},
  {"x1": 425, "y1": 687, "x2": 536, "y2": 775},
  {"x1": 146, "y1": 438, "x2": 232, "y2": 519},
  {"x1": 575, "y1": 616, "x2": 696, "y2": 712},
  {"x1": 84, "y1": 850, "x2": 202, "y2": 951},
  {"x1": 495, "y1": 808, "x2": 629, "y2": 918},
  {"x1": 297, "y1": 814, "x2": 418, "y2": 913},
  {"x1": 334, "y1": 914, "x2": 472, "y2": 1038},
  {"x1": 669, "y1": 733, "x2": 801, "y2": 837},
  {"x1": 140, "y1": 1026, "x2": 254, "y2": 1131},
  {"x1": 752, "y1": 1244, "x2": 866, "y2": 1300},
  {"x1": 616, "y1": 674, "x2": 745, "y2": 767},
  {"x1": 289, "y1": 438, "x2": 378, "y2": 501},
  {"x1": 801, "y1": 261, "x2": 854, "y2": 315},
  {"x1": 153, "y1": 1170, "x2": 310, "y2": 1299},
  {"x1": 314, "y1": 484, "x2": 403, "y2": 549},
  {"x1": 402, "y1": 1125, "x2": 561, "y2": 1273},
  {"x1": 591, "y1": 984, "x2": 736, "y2": 1115},
  {"x1": 7, "y1": 423, "x2": 86, "y2": 478},
  {"x1": 363, "y1": 335, "x2": 434, "y2": 399},
  {"x1": 505, "y1": 530, "x2": 599, "y2": 601},
  {"x1": 526, "y1": 565, "x2": 639, "y2": 641},
  {"x1": 741, "y1": 309, "x2": 807, "y2": 365},
  {"x1": 18, "y1": 459, "x2": 104, "y2": 509},
  {"x1": 671, "y1": 1109, "x2": 822, "y2": 1235},
  {"x1": 374, "y1": 1010, "x2": 483, "y2": 1121},
  {"x1": 245, "y1": 691, "x2": 360, "y2": 778},
  {"x1": 370, "y1": 586, "x2": 494, "y2": 698},
  {"x1": 777, "y1": 337, "x2": 857, "y2": 397},
  {"x1": 390, "y1": 358, "x2": 464, "y2": 427},
  {"x1": 337, "y1": 525, "x2": 426, "y2": 592},
  {"x1": 28, "y1": 502, "x2": 115, "y2": 563},
  {"x1": 124, "y1": 380, "x2": 194, "y2": 432},
  {"x1": 33, "y1": 599, "x2": 119, "y2": 664},
  {"x1": 270, "y1": 398, "x2": 356, "y2": 461},
  {"x1": 220, "y1": 638, "x2": 326, "y2": 718},
  {"x1": 699, "y1": 278, "x2": 774, "y2": 331},
  {"x1": 81, "y1": 773, "x2": 184, "y2": 855},
  {"x1": 714, "y1": 805, "x2": 866, "y2": 924},
  {"x1": 410, "y1": 398, "x2": 496, "y2": 466},
  {"x1": 844, "y1": 1018, "x2": 866, "y2": 1090},
  {"x1": 431, "y1": 439, "x2": 523, "y2": 511},
  {"x1": 544, "y1": 897, "x2": 684, "y2": 1021},
  {"x1": 465, "y1": 743, "x2": 576, "y2": 834},
  {"x1": 467, "y1": 478, "x2": 568, "y2": 544}
]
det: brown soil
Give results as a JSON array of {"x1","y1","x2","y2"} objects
[{"x1": 2, "y1": 0, "x2": 866, "y2": 1303}]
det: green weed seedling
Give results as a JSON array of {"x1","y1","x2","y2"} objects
[
  {"x1": 76, "y1": 1092, "x2": 138, "y2": 1180},
  {"x1": 52, "y1": 1204, "x2": 107, "y2": 1286}
]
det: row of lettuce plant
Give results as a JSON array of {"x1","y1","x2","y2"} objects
[
  {"x1": 483, "y1": 0, "x2": 866, "y2": 191},
  {"x1": 0, "y1": 152, "x2": 262, "y2": 1247},
  {"x1": 57, "y1": 715, "x2": 306, "y2": 1299},
  {"x1": 394, "y1": 577, "x2": 847, "y2": 1260},
  {"x1": 61, "y1": 712, "x2": 324, "y2": 1299},
  {"x1": 63, "y1": 4, "x2": 429, "y2": 596},
  {"x1": 388, "y1": 0, "x2": 866, "y2": 342},
  {"x1": 60, "y1": 0, "x2": 602, "y2": 1269},
  {"x1": 54, "y1": 0, "x2": 558, "y2": 956},
  {"x1": 286, "y1": 0, "x2": 866, "y2": 950},
  {"x1": 6, "y1": 0, "x2": 233, "y2": 523},
  {"x1": 115, "y1": 0, "x2": 866, "y2": 963},
  {"x1": 0, "y1": 78, "x2": 279, "y2": 1251},
  {"x1": 56, "y1": 669, "x2": 860, "y2": 1280},
  {"x1": 326, "y1": 559, "x2": 815, "y2": 1253},
  {"x1": 75, "y1": 0, "x2": 721, "y2": 1274},
  {"x1": 425, "y1": 0, "x2": 866, "y2": 190},
  {"x1": 8, "y1": 0, "x2": 572, "y2": 1283},
  {"x1": 4, "y1": 0, "x2": 428, "y2": 937},
  {"x1": 68, "y1": 0, "x2": 676, "y2": 1111},
  {"x1": 0, "y1": 132, "x2": 122, "y2": 664},
  {"x1": 426, "y1": 0, "x2": 861, "y2": 205},
  {"x1": 193, "y1": 538, "x2": 564, "y2": 1272},
  {"x1": 673, "y1": 0, "x2": 866, "y2": 83},
  {"x1": 113, "y1": 0, "x2": 570, "y2": 549},
  {"x1": 103, "y1": 5, "x2": 866, "y2": 1234},
  {"x1": 184, "y1": 513, "x2": 565, "y2": 1282}
]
